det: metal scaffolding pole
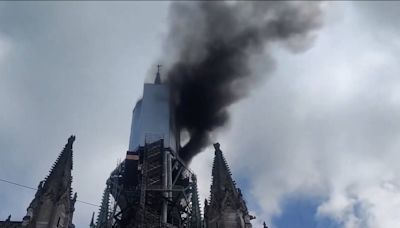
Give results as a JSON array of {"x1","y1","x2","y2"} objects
[{"x1": 101, "y1": 140, "x2": 202, "y2": 228}]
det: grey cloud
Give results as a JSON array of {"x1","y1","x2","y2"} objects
[{"x1": 213, "y1": 2, "x2": 400, "y2": 227}]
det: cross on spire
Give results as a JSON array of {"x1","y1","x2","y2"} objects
[{"x1": 155, "y1": 64, "x2": 162, "y2": 84}]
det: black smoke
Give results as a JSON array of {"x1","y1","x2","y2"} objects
[{"x1": 163, "y1": 2, "x2": 323, "y2": 163}]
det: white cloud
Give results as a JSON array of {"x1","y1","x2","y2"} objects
[{"x1": 216, "y1": 2, "x2": 400, "y2": 228}]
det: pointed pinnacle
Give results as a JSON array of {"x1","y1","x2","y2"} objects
[{"x1": 90, "y1": 212, "x2": 95, "y2": 226}]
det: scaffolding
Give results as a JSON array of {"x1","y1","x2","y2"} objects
[{"x1": 97, "y1": 139, "x2": 201, "y2": 228}]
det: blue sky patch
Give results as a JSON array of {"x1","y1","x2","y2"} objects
[{"x1": 272, "y1": 196, "x2": 341, "y2": 228}]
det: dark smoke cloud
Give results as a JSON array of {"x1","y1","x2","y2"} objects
[{"x1": 164, "y1": 2, "x2": 323, "y2": 162}]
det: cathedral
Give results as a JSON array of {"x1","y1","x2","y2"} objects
[{"x1": 1, "y1": 71, "x2": 260, "y2": 228}]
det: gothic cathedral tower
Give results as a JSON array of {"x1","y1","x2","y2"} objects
[
  {"x1": 204, "y1": 143, "x2": 254, "y2": 228},
  {"x1": 21, "y1": 136, "x2": 77, "y2": 228}
]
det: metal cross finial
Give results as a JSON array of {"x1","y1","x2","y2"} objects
[{"x1": 155, "y1": 64, "x2": 162, "y2": 84}]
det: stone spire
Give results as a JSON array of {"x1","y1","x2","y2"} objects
[
  {"x1": 209, "y1": 142, "x2": 237, "y2": 209},
  {"x1": 96, "y1": 185, "x2": 110, "y2": 228},
  {"x1": 22, "y1": 136, "x2": 77, "y2": 228},
  {"x1": 190, "y1": 175, "x2": 202, "y2": 228},
  {"x1": 204, "y1": 143, "x2": 253, "y2": 228},
  {"x1": 43, "y1": 135, "x2": 75, "y2": 189}
]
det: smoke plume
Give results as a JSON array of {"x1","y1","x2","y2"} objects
[{"x1": 163, "y1": 2, "x2": 323, "y2": 162}]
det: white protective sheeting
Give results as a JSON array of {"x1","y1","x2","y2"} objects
[{"x1": 128, "y1": 83, "x2": 177, "y2": 152}]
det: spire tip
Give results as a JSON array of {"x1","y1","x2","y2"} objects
[
  {"x1": 213, "y1": 142, "x2": 221, "y2": 151},
  {"x1": 155, "y1": 64, "x2": 162, "y2": 84},
  {"x1": 67, "y1": 135, "x2": 76, "y2": 146}
]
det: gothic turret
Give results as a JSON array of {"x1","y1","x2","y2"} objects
[
  {"x1": 21, "y1": 136, "x2": 77, "y2": 228},
  {"x1": 204, "y1": 143, "x2": 254, "y2": 228}
]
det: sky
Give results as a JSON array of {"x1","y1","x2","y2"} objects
[{"x1": 1, "y1": 2, "x2": 400, "y2": 228}]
